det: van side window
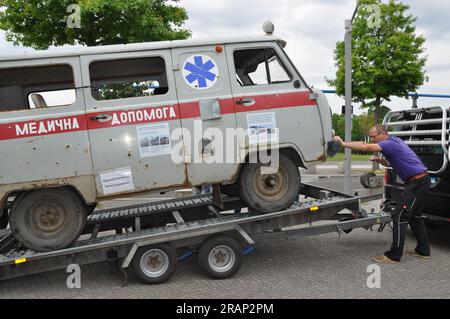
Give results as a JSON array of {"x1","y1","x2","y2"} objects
[
  {"x1": 233, "y1": 48, "x2": 292, "y2": 86},
  {"x1": 89, "y1": 57, "x2": 168, "y2": 101},
  {"x1": 0, "y1": 65, "x2": 76, "y2": 112}
]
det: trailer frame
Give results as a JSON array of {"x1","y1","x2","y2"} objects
[{"x1": 0, "y1": 183, "x2": 389, "y2": 284}]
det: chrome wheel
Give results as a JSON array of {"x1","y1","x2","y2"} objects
[
  {"x1": 139, "y1": 249, "x2": 170, "y2": 278},
  {"x1": 208, "y1": 245, "x2": 236, "y2": 273}
]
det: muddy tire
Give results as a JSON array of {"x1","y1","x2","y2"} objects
[
  {"x1": 9, "y1": 188, "x2": 87, "y2": 252},
  {"x1": 238, "y1": 153, "x2": 301, "y2": 213}
]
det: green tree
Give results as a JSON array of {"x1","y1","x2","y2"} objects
[
  {"x1": 352, "y1": 115, "x2": 366, "y2": 141},
  {"x1": 327, "y1": 0, "x2": 427, "y2": 124},
  {"x1": 332, "y1": 113, "x2": 345, "y2": 138},
  {"x1": 332, "y1": 112, "x2": 375, "y2": 142},
  {"x1": 0, "y1": 0, "x2": 191, "y2": 49},
  {"x1": 358, "y1": 112, "x2": 376, "y2": 136}
]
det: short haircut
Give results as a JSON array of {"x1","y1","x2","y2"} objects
[{"x1": 372, "y1": 124, "x2": 388, "y2": 135}]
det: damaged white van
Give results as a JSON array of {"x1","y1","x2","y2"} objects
[{"x1": 0, "y1": 34, "x2": 333, "y2": 251}]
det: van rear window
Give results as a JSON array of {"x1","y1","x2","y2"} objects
[
  {"x1": 89, "y1": 57, "x2": 168, "y2": 101},
  {"x1": 0, "y1": 64, "x2": 76, "y2": 112}
]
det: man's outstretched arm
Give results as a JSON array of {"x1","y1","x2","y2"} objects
[{"x1": 333, "y1": 136, "x2": 382, "y2": 153}]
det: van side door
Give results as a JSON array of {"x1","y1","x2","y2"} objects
[
  {"x1": 225, "y1": 42, "x2": 325, "y2": 162},
  {"x1": 171, "y1": 45, "x2": 239, "y2": 186},
  {"x1": 80, "y1": 51, "x2": 187, "y2": 198}
]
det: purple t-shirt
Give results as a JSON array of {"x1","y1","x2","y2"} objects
[{"x1": 378, "y1": 136, "x2": 427, "y2": 181}]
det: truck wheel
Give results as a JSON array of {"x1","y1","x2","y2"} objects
[
  {"x1": 131, "y1": 244, "x2": 177, "y2": 284},
  {"x1": 9, "y1": 188, "x2": 87, "y2": 252},
  {"x1": 198, "y1": 236, "x2": 242, "y2": 279},
  {"x1": 238, "y1": 153, "x2": 301, "y2": 213}
]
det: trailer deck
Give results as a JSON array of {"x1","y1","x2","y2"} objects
[{"x1": 0, "y1": 183, "x2": 390, "y2": 284}]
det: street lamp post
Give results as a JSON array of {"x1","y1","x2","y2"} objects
[{"x1": 344, "y1": 1, "x2": 360, "y2": 194}]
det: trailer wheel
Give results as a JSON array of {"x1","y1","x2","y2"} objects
[
  {"x1": 238, "y1": 153, "x2": 301, "y2": 213},
  {"x1": 131, "y1": 244, "x2": 177, "y2": 284},
  {"x1": 198, "y1": 236, "x2": 242, "y2": 279},
  {"x1": 9, "y1": 188, "x2": 87, "y2": 252}
]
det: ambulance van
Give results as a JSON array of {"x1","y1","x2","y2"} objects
[{"x1": 0, "y1": 35, "x2": 333, "y2": 251}]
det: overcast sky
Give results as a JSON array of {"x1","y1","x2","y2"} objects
[{"x1": 1, "y1": 0, "x2": 449, "y2": 115}]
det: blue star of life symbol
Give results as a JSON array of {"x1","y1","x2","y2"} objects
[{"x1": 184, "y1": 56, "x2": 217, "y2": 88}]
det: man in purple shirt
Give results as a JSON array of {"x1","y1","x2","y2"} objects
[{"x1": 334, "y1": 124, "x2": 431, "y2": 264}]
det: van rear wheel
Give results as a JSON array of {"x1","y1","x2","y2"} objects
[
  {"x1": 238, "y1": 153, "x2": 301, "y2": 213},
  {"x1": 9, "y1": 188, "x2": 87, "y2": 252}
]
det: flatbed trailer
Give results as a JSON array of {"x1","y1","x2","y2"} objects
[{"x1": 0, "y1": 183, "x2": 390, "y2": 284}]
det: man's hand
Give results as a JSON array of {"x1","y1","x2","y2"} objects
[
  {"x1": 370, "y1": 155, "x2": 390, "y2": 167},
  {"x1": 370, "y1": 156, "x2": 381, "y2": 162},
  {"x1": 333, "y1": 136, "x2": 345, "y2": 147}
]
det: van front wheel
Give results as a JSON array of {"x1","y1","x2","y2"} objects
[
  {"x1": 9, "y1": 188, "x2": 87, "y2": 252},
  {"x1": 238, "y1": 153, "x2": 301, "y2": 213}
]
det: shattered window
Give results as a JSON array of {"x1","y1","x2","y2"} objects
[
  {"x1": 0, "y1": 64, "x2": 76, "y2": 112},
  {"x1": 233, "y1": 48, "x2": 291, "y2": 87}
]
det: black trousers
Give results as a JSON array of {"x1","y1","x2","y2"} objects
[{"x1": 385, "y1": 176, "x2": 431, "y2": 261}]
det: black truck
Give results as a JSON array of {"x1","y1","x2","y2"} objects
[{"x1": 383, "y1": 106, "x2": 450, "y2": 230}]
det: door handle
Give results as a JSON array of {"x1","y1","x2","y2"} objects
[
  {"x1": 90, "y1": 114, "x2": 112, "y2": 122},
  {"x1": 236, "y1": 98, "x2": 256, "y2": 107}
]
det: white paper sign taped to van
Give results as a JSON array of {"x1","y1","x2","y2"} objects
[
  {"x1": 247, "y1": 112, "x2": 279, "y2": 145},
  {"x1": 137, "y1": 123, "x2": 171, "y2": 158},
  {"x1": 182, "y1": 54, "x2": 219, "y2": 90},
  {"x1": 99, "y1": 167, "x2": 135, "y2": 195}
]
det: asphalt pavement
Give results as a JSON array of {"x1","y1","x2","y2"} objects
[
  {"x1": 0, "y1": 172, "x2": 448, "y2": 299},
  {"x1": 0, "y1": 209, "x2": 448, "y2": 299}
]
